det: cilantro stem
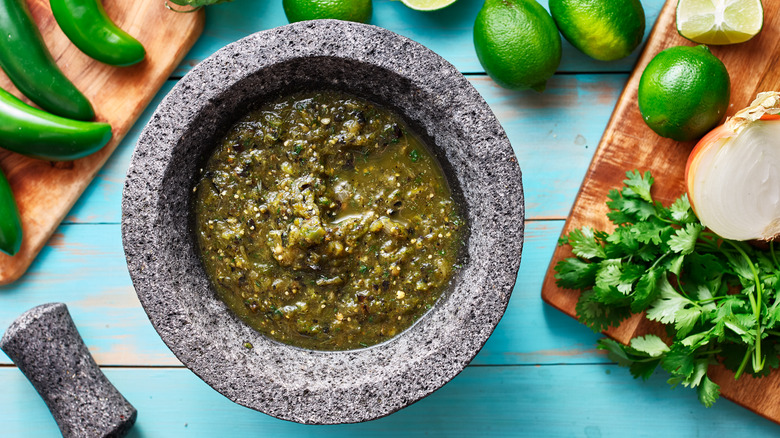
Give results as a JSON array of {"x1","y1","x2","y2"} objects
[
  {"x1": 695, "y1": 234, "x2": 721, "y2": 252},
  {"x1": 734, "y1": 347, "x2": 752, "y2": 380},
  {"x1": 700, "y1": 231, "x2": 721, "y2": 240},
  {"x1": 675, "y1": 275, "x2": 687, "y2": 298},
  {"x1": 771, "y1": 241, "x2": 780, "y2": 271},
  {"x1": 725, "y1": 240, "x2": 765, "y2": 373},
  {"x1": 649, "y1": 253, "x2": 669, "y2": 270}
]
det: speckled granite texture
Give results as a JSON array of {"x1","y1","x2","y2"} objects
[
  {"x1": 122, "y1": 20, "x2": 523, "y2": 424},
  {"x1": 0, "y1": 303, "x2": 137, "y2": 437}
]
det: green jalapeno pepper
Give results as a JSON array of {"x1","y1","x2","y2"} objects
[
  {"x1": 0, "y1": 87, "x2": 112, "y2": 161},
  {"x1": 0, "y1": 0, "x2": 94, "y2": 121},
  {"x1": 50, "y1": 0, "x2": 146, "y2": 67},
  {"x1": 0, "y1": 168, "x2": 22, "y2": 256}
]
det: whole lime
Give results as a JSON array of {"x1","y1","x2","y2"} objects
[
  {"x1": 549, "y1": 0, "x2": 645, "y2": 61},
  {"x1": 638, "y1": 45, "x2": 730, "y2": 142},
  {"x1": 283, "y1": 0, "x2": 372, "y2": 23},
  {"x1": 473, "y1": 0, "x2": 561, "y2": 91}
]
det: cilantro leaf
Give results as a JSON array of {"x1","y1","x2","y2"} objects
[
  {"x1": 555, "y1": 258, "x2": 599, "y2": 290},
  {"x1": 619, "y1": 263, "x2": 645, "y2": 293},
  {"x1": 661, "y1": 344, "x2": 696, "y2": 380},
  {"x1": 632, "y1": 220, "x2": 666, "y2": 245},
  {"x1": 607, "y1": 196, "x2": 656, "y2": 222},
  {"x1": 675, "y1": 306, "x2": 702, "y2": 338},
  {"x1": 670, "y1": 194, "x2": 696, "y2": 224},
  {"x1": 692, "y1": 284, "x2": 718, "y2": 313},
  {"x1": 593, "y1": 283, "x2": 629, "y2": 306},
  {"x1": 606, "y1": 189, "x2": 636, "y2": 226},
  {"x1": 646, "y1": 276, "x2": 694, "y2": 325},
  {"x1": 576, "y1": 290, "x2": 631, "y2": 332},
  {"x1": 629, "y1": 334, "x2": 670, "y2": 357},
  {"x1": 623, "y1": 170, "x2": 654, "y2": 203},
  {"x1": 630, "y1": 358, "x2": 663, "y2": 381},
  {"x1": 762, "y1": 343, "x2": 780, "y2": 373},
  {"x1": 723, "y1": 313, "x2": 757, "y2": 345},
  {"x1": 682, "y1": 252, "x2": 726, "y2": 293},
  {"x1": 697, "y1": 375, "x2": 720, "y2": 407},
  {"x1": 595, "y1": 259, "x2": 623, "y2": 287},
  {"x1": 606, "y1": 227, "x2": 639, "y2": 256},
  {"x1": 598, "y1": 338, "x2": 635, "y2": 367},
  {"x1": 668, "y1": 223, "x2": 702, "y2": 255},
  {"x1": 567, "y1": 227, "x2": 607, "y2": 260},
  {"x1": 712, "y1": 296, "x2": 749, "y2": 340},
  {"x1": 722, "y1": 245, "x2": 755, "y2": 281},
  {"x1": 635, "y1": 244, "x2": 661, "y2": 263},
  {"x1": 668, "y1": 254, "x2": 685, "y2": 277},
  {"x1": 631, "y1": 268, "x2": 661, "y2": 313},
  {"x1": 598, "y1": 337, "x2": 664, "y2": 380},
  {"x1": 680, "y1": 330, "x2": 712, "y2": 349},
  {"x1": 682, "y1": 358, "x2": 709, "y2": 388},
  {"x1": 763, "y1": 298, "x2": 780, "y2": 331}
]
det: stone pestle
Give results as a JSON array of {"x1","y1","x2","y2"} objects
[{"x1": 0, "y1": 302, "x2": 137, "y2": 437}]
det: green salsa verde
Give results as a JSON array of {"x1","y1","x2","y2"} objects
[{"x1": 193, "y1": 91, "x2": 465, "y2": 350}]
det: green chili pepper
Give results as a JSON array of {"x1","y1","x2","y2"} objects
[
  {"x1": 0, "y1": 168, "x2": 22, "y2": 256},
  {"x1": 50, "y1": 0, "x2": 146, "y2": 67},
  {"x1": 0, "y1": 88, "x2": 112, "y2": 161},
  {"x1": 0, "y1": 0, "x2": 94, "y2": 120}
]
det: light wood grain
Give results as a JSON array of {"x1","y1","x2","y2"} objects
[
  {"x1": 0, "y1": 0, "x2": 204, "y2": 284},
  {"x1": 542, "y1": 0, "x2": 780, "y2": 424}
]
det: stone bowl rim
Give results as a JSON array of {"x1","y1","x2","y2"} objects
[{"x1": 121, "y1": 20, "x2": 524, "y2": 425}]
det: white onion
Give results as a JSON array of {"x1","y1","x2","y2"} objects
[{"x1": 686, "y1": 92, "x2": 780, "y2": 241}]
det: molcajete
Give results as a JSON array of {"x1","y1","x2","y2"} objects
[{"x1": 121, "y1": 20, "x2": 523, "y2": 424}]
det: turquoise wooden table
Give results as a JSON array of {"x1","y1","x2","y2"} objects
[{"x1": 3, "y1": 0, "x2": 780, "y2": 436}]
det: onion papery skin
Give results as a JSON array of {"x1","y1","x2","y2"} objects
[{"x1": 686, "y1": 115, "x2": 780, "y2": 241}]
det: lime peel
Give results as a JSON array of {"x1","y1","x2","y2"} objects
[
  {"x1": 473, "y1": 0, "x2": 561, "y2": 91},
  {"x1": 637, "y1": 45, "x2": 730, "y2": 141},
  {"x1": 400, "y1": 0, "x2": 456, "y2": 11},
  {"x1": 549, "y1": 0, "x2": 645, "y2": 62}
]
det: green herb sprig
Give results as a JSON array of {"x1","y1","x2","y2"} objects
[{"x1": 555, "y1": 170, "x2": 780, "y2": 407}]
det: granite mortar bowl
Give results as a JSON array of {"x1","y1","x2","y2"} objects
[{"x1": 121, "y1": 20, "x2": 524, "y2": 424}]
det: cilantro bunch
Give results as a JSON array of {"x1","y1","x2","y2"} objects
[{"x1": 555, "y1": 170, "x2": 780, "y2": 406}]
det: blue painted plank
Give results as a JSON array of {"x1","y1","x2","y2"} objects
[
  {"x1": 476, "y1": 74, "x2": 626, "y2": 218},
  {"x1": 177, "y1": 0, "x2": 665, "y2": 76},
  {"x1": 0, "y1": 221, "x2": 604, "y2": 366},
  {"x1": 2, "y1": 364, "x2": 779, "y2": 437},
  {"x1": 0, "y1": 224, "x2": 178, "y2": 366},
  {"x1": 64, "y1": 73, "x2": 625, "y2": 224},
  {"x1": 63, "y1": 80, "x2": 176, "y2": 225}
]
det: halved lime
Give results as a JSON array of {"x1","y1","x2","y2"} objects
[
  {"x1": 677, "y1": 0, "x2": 763, "y2": 45},
  {"x1": 400, "y1": 0, "x2": 456, "y2": 11}
]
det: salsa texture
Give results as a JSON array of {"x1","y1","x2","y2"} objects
[{"x1": 193, "y1": 91, "x2": 464, "y2": 350}]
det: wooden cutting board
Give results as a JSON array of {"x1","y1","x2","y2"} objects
[
  {"x1": 0, "y1": 0, "x2": 204, "y2": 284},
  {"x1": 542, "y1": 0, "x2": 780, "y2": 424}
]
